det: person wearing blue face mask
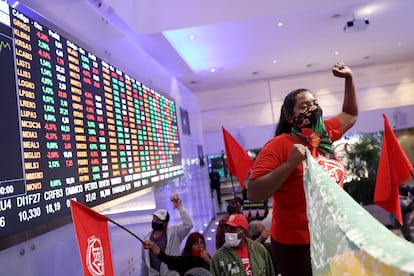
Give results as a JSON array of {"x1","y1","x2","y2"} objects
[
  {"x1": 210, "y1": 214, "x2": 275, "y2": 276},
  {"x1": 248, "y1": 63, "x2": 358, "y2": 276},
  {"x1": 141, "y1": 193, "x2": 194, "y2": 276}
]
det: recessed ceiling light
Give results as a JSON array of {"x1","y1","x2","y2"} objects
[
  {"x1": 277, "y1": 21, "x2": 283, "y2": 27},
  {"x1": 334, "y1": 51, "x2": 339, "y2": 55},
  {"x1": 210, "y1": 68, "x2": 216, "y2": 73},
  {"x1": 272, "y1": 60, "x2": 278, "y2": 64},
  {"x1": 189, "y1": 35, "x2": 195, "y2": 40}
]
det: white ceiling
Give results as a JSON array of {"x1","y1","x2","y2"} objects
[{"x1": 14, "y1": 0, "x2": 414, "y2": 93}]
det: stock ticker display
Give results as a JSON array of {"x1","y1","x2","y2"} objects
[{"x1": 0, "y1": 2, "x2": 183, "y2": 248}]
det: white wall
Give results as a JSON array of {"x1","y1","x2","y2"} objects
[{"x1": 199, "y1": 60, "x2": 414, "y2": 154}]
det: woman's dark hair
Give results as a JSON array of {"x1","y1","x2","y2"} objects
[
  {"x1": 182, "y1": 232, "x2": 206, "y2": 256},
  {"x1": 274, "y1": 88, "x2": 309, "y2": 136}
]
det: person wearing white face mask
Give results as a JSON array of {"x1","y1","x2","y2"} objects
[{"x1": 210, "y1": 214, "x2": 275, "y2": 276}]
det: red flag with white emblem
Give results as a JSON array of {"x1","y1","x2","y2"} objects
[{"x1": 70, "y1": 200, "x2": 114, "y2": 276}]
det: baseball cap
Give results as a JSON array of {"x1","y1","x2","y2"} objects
[
  {"x1": 153, "y1": 209, "x2": 169, "y2": 221},
  {"x1": 223, "y1": 214, "x2": 248, "y2": 231}
]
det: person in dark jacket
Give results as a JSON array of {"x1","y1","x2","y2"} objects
[
  {"x1": 209, "y1": 168, "x2": 222, "y2": 205},
  {"x1": 143, "y1": 232, "x2": 212, "y2": 276}
]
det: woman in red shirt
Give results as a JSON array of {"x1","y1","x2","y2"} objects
[{"x1": 247, "y1": 62, "x2": 358, "y2": 276}]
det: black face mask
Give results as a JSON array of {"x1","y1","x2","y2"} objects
[
  {"x1": 227, "y1": 205, "x2": 241, "y2": 214},
  {"x1": 152, "y1": 221, "x2": 164, "y2": 231},
  {"x1": 252, "y1": 233, "x2": 261, "y2": 241}
]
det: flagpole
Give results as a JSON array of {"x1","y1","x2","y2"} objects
[
  {"x1": 230, "y1": 174, "x2": 235, "y2": 196},
  {"x1": 107, "y1": 217, "x2": 144, "y2": 244}
]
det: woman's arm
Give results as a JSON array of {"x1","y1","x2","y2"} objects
[
  {"x1": 143, "y1": 240, "x2": 190, "y2": 273},
  {"x1": 332, "y1": 63, "x2": 358, "y2": 133},
  {"x1": 247, "y1": 144, "x2": 307, "y2": 201}
]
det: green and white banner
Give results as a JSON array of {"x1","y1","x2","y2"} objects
[{"x1": 303, "y1": 150, "x2": 414, "y2": 275}]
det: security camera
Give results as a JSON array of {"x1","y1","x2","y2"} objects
[{"x1": 344, "y1": 18, "x2": 369, "y2": 33}]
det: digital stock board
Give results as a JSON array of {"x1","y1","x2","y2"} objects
[{"x1": 0, "y1": 2, "x2": 183, "y2": 249}]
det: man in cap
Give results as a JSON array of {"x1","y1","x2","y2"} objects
[
  {"x1": 141, "y1": 193, "x2": 194, "y2": 275},
  {"x1": 215, "y1": 196, "x2": 243, "y2": 249},
  {"x1": 210, "y1": 214, "x2": 275, "y2": 276}
]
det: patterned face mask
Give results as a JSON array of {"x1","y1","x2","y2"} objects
[{"x1": 291, "y1": 104, "x2": 334, "y2": 158}]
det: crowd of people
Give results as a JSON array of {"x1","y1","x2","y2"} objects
[
  {"x1": 141, "y1": 193, "x2": 275, "y2": 276},
  {"x1": 140, "y1": 63, "x2": 359, "y2": 275}
]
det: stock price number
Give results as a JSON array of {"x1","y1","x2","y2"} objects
[
  {"x1": 18, "y1": 207, "x2": 42, "y2": 222},
  {"x1": 45, "y1": 201, "x2": 61, "y2": 214},
  {"x1": 85, "y1": 192, "x2": 96, "y2": 203}
]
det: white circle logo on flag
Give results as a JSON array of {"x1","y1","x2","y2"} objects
[{"x1": 86, "y1": 235, "x2": 105, "y2": 276}]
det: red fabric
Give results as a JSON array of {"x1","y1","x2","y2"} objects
[
  {"x1": 70, "y1": 200, "x2": 114, "y2": 276},
  {"x1": 222, "y1": 127, "x2": 254, "y2": 189},
  {"x1": 374, "y1": 114, "x2": 413, "y2": 225},
  {"x1": 249, "y1": 117, "x2": 342, "y2": 244},
  {"x1": 235, "y1": 244, "x2": 251, "y2": 274}
]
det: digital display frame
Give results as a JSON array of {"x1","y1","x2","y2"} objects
[{"x1": 0, "y1": 2, "x2": 183, "y2": 250}]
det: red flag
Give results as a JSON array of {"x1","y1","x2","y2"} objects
[
  {"x1": 70, "y1": 200, "x2": 114, "y2": 276},
  {"x1": 374, "y1": 114, "x2": 413, "y2": 225},
  {"x1": 222, "y1": 127, "x2": 254, "y2": 189}
]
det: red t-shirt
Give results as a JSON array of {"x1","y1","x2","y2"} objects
[
  {"x1": 249, "y1": 117, "x2": 343, "y2": 244},
  {"x1": 235, "y1": 244, "x2": 252, "y2": 275}
]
